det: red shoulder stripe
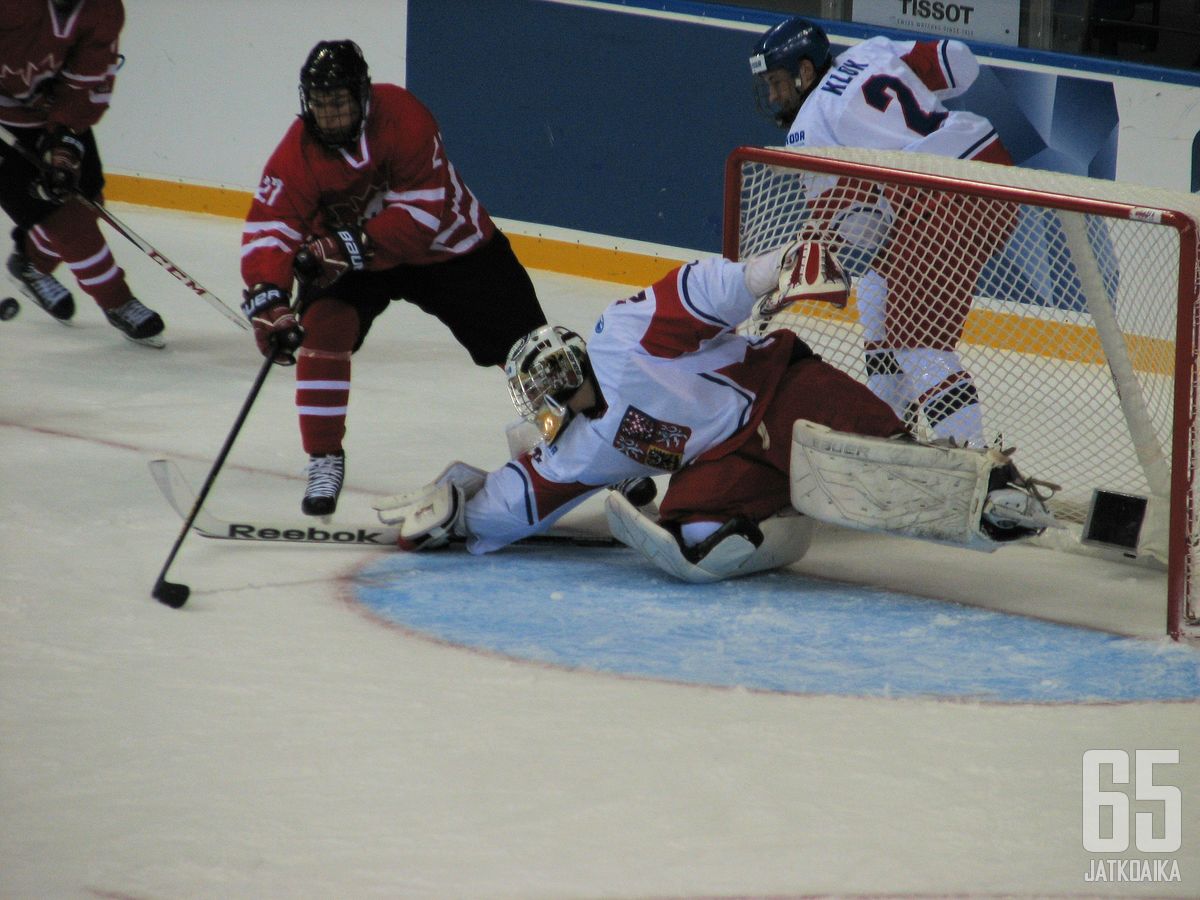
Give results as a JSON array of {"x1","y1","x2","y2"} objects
[
  {"x1": 516, "y1": 456, "x2": 592, "y2": 523},
  {"x1": 901, "y1": 41, "x2": 949, "y2": 92},
  {"x1": 639, "y1": 267, "x2": 722, "y2": 358}
]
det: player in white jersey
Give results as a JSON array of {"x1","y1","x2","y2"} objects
[
  {"x1": 748, "y1": 17, "x2": 1016, "y2": 447},
  {"x1": 376, "y1": 247, "x2": 903, "y2": 578},
  {"x1": 373, "y1": 241, "x2": 1058, "y2": 582}
]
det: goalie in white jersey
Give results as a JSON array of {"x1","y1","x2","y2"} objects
[
  {"x1": 749, "y1": 17, "x2": 1017, "y2": 447},
  {"x1": 375, "y1": 242, "x2": 1057, "y2": 583}
]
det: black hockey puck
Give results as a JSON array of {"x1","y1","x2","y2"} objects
[{"x1": 0, "y1": 297, "x2": 18, "y2": 321}]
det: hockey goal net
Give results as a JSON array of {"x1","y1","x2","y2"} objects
[{"x1": 725, "y1": 145, "x2": 1200, "y2": 639}]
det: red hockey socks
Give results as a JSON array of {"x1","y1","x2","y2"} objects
[
  {"x1": 25, "y1": 201, "x2": 132, "y2": 311},
  {"x1": 295, "y1": 298, "x2": 359, "y2": 455}
]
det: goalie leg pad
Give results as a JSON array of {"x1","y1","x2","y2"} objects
[
  {"x1": 789, "y1": 420, "x2": 1055, "y2": 551},
  {"x1": 605, "y1": 493, "x2": 812, "y2": 583},
  {"x1": 606, "y1": 492, "x2": 734, "y2": 583},
  {"x1": 752, "y1": 511, "x2": 815, "y2": 572}
]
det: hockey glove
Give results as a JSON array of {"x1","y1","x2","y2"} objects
[
  {"x1": 374, "y1": 480, "x2": 468, "y2": 551},
  {"x1": 242, "y1": 282, "x2": 303, "y2": 365},
  {"x1": 758, "y1": 240, "x2": 850, "y2": 318},
  {"x1": 294, "y1": 228, "x2": 372, "y2": 289},
  {"x1": 374, "y1": 462, "x2": 488, "y2": 550},
  {"x1": 35, "y1": 127, "x2": 85, "y2": 202}
]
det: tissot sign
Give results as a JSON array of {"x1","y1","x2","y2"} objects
[{"x1": 854, "y1": 0, "x2": 1020, "y2": 46}]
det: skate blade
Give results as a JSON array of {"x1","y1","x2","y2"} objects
[
  {"x1": 8, "y1": 284, "x2": 74, "y2": 324},
  {"x1": 121, "y1": 331, "x2": 166, "y2": 349},
  {"x1": 24, "y1": 296, "x2": 74, "y2": 325}
]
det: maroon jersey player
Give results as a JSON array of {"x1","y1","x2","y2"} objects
[
  {"x1": 0, "y1": 0, "x2": 165, "y2": 345},
  {"x1": 241, "y1": 40, "x2": 546, "y2": 517}
]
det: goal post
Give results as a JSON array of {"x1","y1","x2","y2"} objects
[{"x1": 724, "y1": 145, "x2": 1200, "y2": 639}]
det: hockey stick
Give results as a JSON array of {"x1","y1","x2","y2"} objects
[
  {"x1": 152, "y1": 267, "x2": 342, "y2": 606},
  {"x1": 149, "y1": 458, "x2": 622, "y2": 549},
  {"x1": 150, "y1": 349, "x2": 279, "y2": 608},
  {"x1": 0, "y1": 122, "x2": 248, "y2": 331}
]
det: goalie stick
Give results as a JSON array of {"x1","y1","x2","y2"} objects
[{"x1": 149, "y1": 459, "x2": 620, "y2": 548}]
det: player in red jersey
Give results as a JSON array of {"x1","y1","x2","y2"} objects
[
  {"x1": 0, "y1": 0, "x2": 165, "y2": 345},
  {"x1": 241, "y1": 40, "x2": 546, "y2": 516}
]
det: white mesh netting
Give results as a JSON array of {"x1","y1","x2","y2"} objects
[{"x1": 728, "y1": 146, "x2": 1200, "y2": 634}]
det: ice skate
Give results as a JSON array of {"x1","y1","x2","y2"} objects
[
  {"x1": 976, "y1": 458, "x2": 1061, "y2": 542},
  {"x1": 981, "y1": 484, "x2": 1059, "y2": 539},
  {"x1": 105, "y1": 297, "x2": 165, "y2": 348},
  {"x1": 6, "y1": 250, "x2": 75, "y2": 322},
  {"x1": 302, "y1": 452, "x2": 345, "y2": 517}
]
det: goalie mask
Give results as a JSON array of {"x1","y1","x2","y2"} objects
[
  {"x1": 505, "y1": 325, "x2": 590, "y2": 444},
  {"x1": 299, "y1": 40, "x2": 371, "y2": 148}
]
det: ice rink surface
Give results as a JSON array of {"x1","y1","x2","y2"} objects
[{"x1": 2, "y1": 205, "x2": 1198, "y2": 898}]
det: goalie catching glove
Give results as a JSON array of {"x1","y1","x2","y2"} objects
[
  {"x1": 755, "y1": 239, "x2": 850, "y2": 319},
  {"x1": 372, "y1": 462, "x2": 486, "y2": 550}
]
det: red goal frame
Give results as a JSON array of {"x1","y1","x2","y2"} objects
[{"x1": 723, "y1": 146, "x2": 1200, "y2": 639}]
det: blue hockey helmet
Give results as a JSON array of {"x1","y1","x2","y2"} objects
[
  {"x1": 750, "y1": 18, "x2": 832, "y2": 127},
  {"x1": 749, "y1": 17, "x2": 832, "y2": 79}
]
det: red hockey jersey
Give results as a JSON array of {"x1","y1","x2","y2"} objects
[
  {"x1": 241, "y1": 83, "x2": 497, "y2": 290},
  {"x1": 0, "y1": 0, "x2": 124, "y2": 131}
]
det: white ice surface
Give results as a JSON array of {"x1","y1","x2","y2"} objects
[{"x1": 1, "y1": 206, "x2": 1197, "y2": 898}]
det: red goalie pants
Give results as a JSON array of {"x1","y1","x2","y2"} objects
[{"x1": 658, "y1": 356, "x2": 905, "y2": 526}]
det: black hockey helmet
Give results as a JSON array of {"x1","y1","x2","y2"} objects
[{"x1": 299, "y1": 40, "x2": 371, "y2": 148}]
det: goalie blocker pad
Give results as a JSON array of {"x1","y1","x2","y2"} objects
[
  {"x1": 373, "y1": 461, "x2": 487, "y2": 549},
  {"x1": 790, "y1": 420, "x2": 1035, "y2": 552}
]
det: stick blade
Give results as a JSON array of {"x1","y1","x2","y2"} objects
[{"x1": 153, "y1": 579, "x2": 190, "y2": 609}]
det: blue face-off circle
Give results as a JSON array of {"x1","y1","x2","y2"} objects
[{"x1": 353, "y1": 544, "x2": 1200, "y2": 704}]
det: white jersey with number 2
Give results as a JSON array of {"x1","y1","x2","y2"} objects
[{"x1": 787, "y1": 36, "x2": 1005, "y2": 162}]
